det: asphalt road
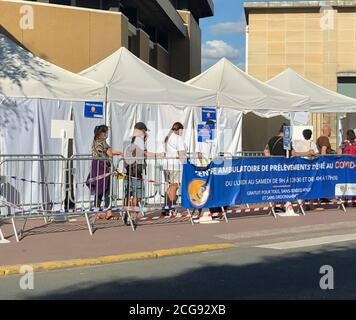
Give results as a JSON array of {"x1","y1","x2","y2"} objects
[{"x1": 1, "y1": 240, "x2": 356, "y2": 300}]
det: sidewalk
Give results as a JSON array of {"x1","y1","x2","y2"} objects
[{"x1": 1, "y1": 207, "x2": 356, "y2": 269}]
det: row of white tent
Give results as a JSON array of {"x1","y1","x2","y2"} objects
[{"x1": 1, "y1": 32, "x2": 356, "y2": 158}]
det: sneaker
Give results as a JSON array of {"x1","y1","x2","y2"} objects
[{"x1": 161, "y1": 210, "x2": 170, "y2": 216}]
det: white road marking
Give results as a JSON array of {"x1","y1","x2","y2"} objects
[
  {"x1": 256, "y1": 234, "x2": 356, "y2": 250},
  {"x1": 215, "y1": 221, "x2": 356, "y2": 240}
]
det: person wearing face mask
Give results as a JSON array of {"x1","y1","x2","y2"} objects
[
  {"x1": 86, "y1": 125, "x2": 122, "y2": 220},
  {"x1": 163, "y1": 122, "x2": 186, "y2": 215}
]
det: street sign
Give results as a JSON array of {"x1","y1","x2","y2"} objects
[{"x1": 283, "y1": 126, "x2": 292, "y2": 150}]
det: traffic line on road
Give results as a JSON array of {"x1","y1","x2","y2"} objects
[
  {"x1": 0, "y1": 243, "x2": 235, "y2": 277},
  {"x1": 256, "y1": 234, "x2": 356, "y2": 250}
]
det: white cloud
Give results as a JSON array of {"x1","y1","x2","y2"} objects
[
  {"x1": 210, "y1": 21, "x2": 246, "y2": 35},
  {"x1": 202, "y1": 40, "x2": 244, "y2": 70},
  {"x1": 202, "y1": 40, "x2": 240, "y2": 60}
]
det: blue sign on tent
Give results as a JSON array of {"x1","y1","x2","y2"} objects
[
  {"x1": 283, "y1": 126, "x2": 292, "y2": 150},
  {"x1": 202, "y1": 107, "x2": 216, "y2": 122},
  {"x1": 197, "y1": 124, "x2": 214, "y2": 143},
  {"x1": 84, "y1": 102, "x2": 104, "y2": 119}
]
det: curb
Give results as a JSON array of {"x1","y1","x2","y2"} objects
[{"x1": 0, "y1": 243, "x2": 235, "y2": 277}]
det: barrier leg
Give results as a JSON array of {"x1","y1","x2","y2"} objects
[
  {"x1": 126, "y1": 210, "x2": 136, "y2": 231},
  {"x1": 269, "y1": 202, "x2": 277, "y2": 219},
  {"x1": 11, "y1": 218, "x2": 20, "y2": 242},
  {"x1": 0, "y1": 227, "x2": 10, "y2": 244},
  {"x1": 298, "y1": 200, "x2": 306, "y2": 216},
  {"x1": 84, "y1": 212, "x2": 94, "y2": 236},
  {"x1": 187, "y1": 209, "x2": 195, "y2": 226},
  {"x1": 337, "y1": 198, "x2": 347, "y2": 213},
  {"x1": 221, "y1": 207, "x2": 229, "y2": 223}
]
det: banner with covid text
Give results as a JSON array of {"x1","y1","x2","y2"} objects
[{"x1": 181, "y1": 156, "x2": 356, "y2": 209}]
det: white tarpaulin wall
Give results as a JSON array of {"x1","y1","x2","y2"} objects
[
  {"x1": 0, "y1": 32, "x2": 106, "y2": 210},
  {"x1": 0, "y1": 96, "x2": 71, "y2": 211},
  {"x1": 109, "y1": 103, "x2": 242, "y2": 157}
]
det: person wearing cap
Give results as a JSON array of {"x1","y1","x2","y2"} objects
[{"x1": 123, "y1": 122, "x2": 164, "y2": 224}]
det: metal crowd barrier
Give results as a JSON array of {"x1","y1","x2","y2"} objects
[{"x1": 0, "y1": 152, "x2": 349, "y2": 243}]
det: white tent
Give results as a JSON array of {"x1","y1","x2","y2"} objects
[
  {"x1": 267, "y1": 68, "x2": 356, "y2": 139},
  {"x1": 80, "y1": 47, "x2": 216, "y2": 107},
  {"x1": 0, "y1": 33, "x2": 106, "y2": 209},
  {"x1": 0, "y1": 32, "x2": 106, "y2": 155},
  {"x1": 80, "y1": 47, "x2": 241, "y2": 155},
  {"x1": 267, "y1": 68, "x2": 356, "y2": 113},
  {"x1": 187, "y1": 58, "x2": 310, "y2": 116}
]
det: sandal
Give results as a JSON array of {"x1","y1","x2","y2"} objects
[
  {"x1": 96, "y1": 213, "x2": 106, "y2": 220},
  {"x1": 105, "y1": 211, "x2": 114, "y2": 220}
]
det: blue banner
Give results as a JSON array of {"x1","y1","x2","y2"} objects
[
  {"x1": 182, "y1": 156, "x2": 356, "y2": 209},
  {"x1": 84, "y1": 102, "x2": 104, "y2": 118}
]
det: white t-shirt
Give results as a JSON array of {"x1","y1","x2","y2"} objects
[
  {"x1": 293, "y1": 139, "x2": 319, "y2": 155},
  {"x1": 165, "y1": 133, "x2": 185, "y2": 170},
  {"x1": 124, "y1": 136, "x2": 145, "y2": 165}
]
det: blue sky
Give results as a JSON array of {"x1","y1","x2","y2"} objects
[{"x1": 200, "y1": 0, "x2": 270, "y2": 71}]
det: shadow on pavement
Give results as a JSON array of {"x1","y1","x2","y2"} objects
[{"x1": 31, "y1": 244, "x2": 356, "y2": 300}]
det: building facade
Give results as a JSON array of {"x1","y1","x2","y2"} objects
[
  {"x1": 244, "y1": 0, "x2": 356, "y2": 150},
  {"x1": 0, "y1": 0, "x2": 213, "y2": 80}
]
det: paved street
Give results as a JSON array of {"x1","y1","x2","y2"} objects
[
  {"x1": 1, "y1": 241, "x2": 356, "y2": 300},
  {"x1": 1, "y1": 208, "x2": 356, "y2": 299}
]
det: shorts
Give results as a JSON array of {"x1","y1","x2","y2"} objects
[
  {"x1": 124, "y1": 177, "x2": 144, "y2": 200},
  {"x1": 164, "y1": 170, "x2": 181, "y2": 185}
]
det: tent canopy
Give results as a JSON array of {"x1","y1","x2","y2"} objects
[
  {"x1": 0, "y1": 33, "x2": 105, "y2": 101},
  {"x1": 267, "y1": 68, "x2": 356, "y2": 112},
  {"x1": 80, "y1": 47, "x2": 216, "y2": 107},
  {"x1": 187, "y1": 58, "x2": 310, "y2": 115}
]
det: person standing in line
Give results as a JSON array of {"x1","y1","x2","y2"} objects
[
  {"x1": 338, "y1": 129, "x2": 356, "y2": 207},
  {"x1": 163, "y1": 122, "x2": 186, "y2": 216},
  {"x1": 292, "y1": 129, "x2": 323, "y2": 212},
  {"x1": 316, "y1": 124, "x2": 335, "y2": 155},
  {"x1": 292, "y1": 129, "x2": 319, "y2": 158},
  {"x1": 264, "y1": 123, "x2": 287, "y2": 214},
  {"x1": 338, "y1": 129, "x2": 356, "y2": 156},
  {"x1": 316, "y1": 124, "x2": 336, "y2": 206},
  {"x1": 263, "y1": 123, "x2": 287, "y2": 157},
  {"x1": 87, "y1": 125, "x2": 123, "y2": 220},
  {"x1": 123, "y1": 122, "x2": 164, "y2": 225}
]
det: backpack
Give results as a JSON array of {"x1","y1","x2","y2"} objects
[
  {"x1": 343, "y1": 140, "x2": 356, "y2": 156},
  {"x1": 124, "y1": 137, "x2": 146, "y2": 178}
]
